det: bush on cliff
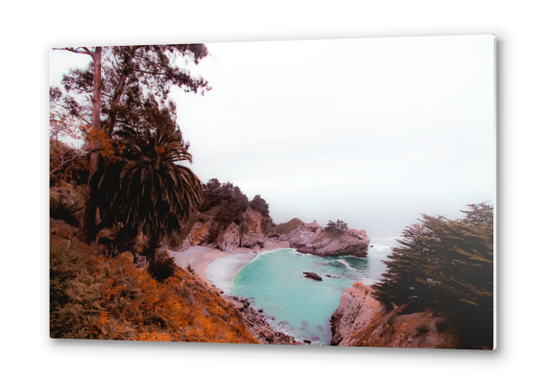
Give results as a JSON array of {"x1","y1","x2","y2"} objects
[
  {"x1": 147, "y1": 250, "x2": 178, "y2": 282},
  {"x1": 372, "y1": 203, "x2": 494, "y2": 349},
  {"x1": 325, "y1": 219, "x2": 349, "y2": 236},
  {"x1": 201, "y1": 179, "x2": 266, "y2": 225}
]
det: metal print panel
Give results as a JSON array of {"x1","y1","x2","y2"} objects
[{"x1": 49, "y1": 35, "x2": 495, "y2": 349}]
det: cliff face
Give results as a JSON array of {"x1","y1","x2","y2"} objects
[
  {"x1": 330, "y1": 283, "x2": 458, "y2": 349},
  {"x1": 174, "y1": 207, "x2": 268, "y2": 252},
  {"x1": 279, "y1": 220, "x2": 370, "y2": 257}
]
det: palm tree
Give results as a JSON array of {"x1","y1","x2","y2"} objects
[{"x1": 95, "y1": 127, "x2": 204, "y2": 255}]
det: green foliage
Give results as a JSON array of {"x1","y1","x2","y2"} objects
[
  {"x1": 372, "y1": 203, "x2": 494, "y2": 349},
  {"x1": 147, "y1": 250, "x2": 178, "y2": 282},
  {"x1": 94, "y1": 127, "x2": 204, "y2": 253},
  {"x1": 214, "y1": 200, "x2": 238, "y2": 224},
  {"x1": 50, "y1": 196, "x2": 82, "y2": 227},
  {"x1": 250, "y1": 195, "x2": 270, "y2": 217},
  {"x1": 201, "y1": 179, "x2": 251, "y2": 224},
  {"x1": 325, "y1": 219, "x2": 349, "y2": 236}
]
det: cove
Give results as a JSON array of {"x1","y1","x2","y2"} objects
[{"x1": 209, "y1": 246, "x2": 390, "y2": 345}]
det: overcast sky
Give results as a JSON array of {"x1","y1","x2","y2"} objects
[{"x1": 49, "y1": 35, "x2": 495, "y2": 206}]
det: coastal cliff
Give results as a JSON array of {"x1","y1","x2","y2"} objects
[
  {"x1": 172, "y1": 210, "x2": 369, "y2": 258},
  {"x1": 172, "y1": 207, "x2": 269, "y2": 252},
  {"x1": 330, "y1": 282, "x2": 458, "y2": 348},
  {"x1": 279, "y1": 220, "x2": 370, "y2": 257}
]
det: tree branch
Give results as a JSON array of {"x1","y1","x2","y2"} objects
[
  {"x1": 50, "y1": 145, "x2": 83, "y2": 175},
  {"x1": 132, "y1": 69, "x2": 167, "y2": 76},
  {"x1": 51, "y1": 101, "x2": 93, "y2": 126},
  {"x1": 55, "y1": 47, "x2": 92, "y2": 56}
]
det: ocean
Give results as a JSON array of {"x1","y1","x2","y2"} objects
[{"x1": 206, "y1": 192, "x2": 494, "y2": 345}]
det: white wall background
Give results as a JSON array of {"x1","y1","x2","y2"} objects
[{"x1": 2, "y1": 0, "x2": 539, "y2": 383}]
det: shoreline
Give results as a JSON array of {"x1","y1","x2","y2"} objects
[{"x1": 168, "y1": 240, "x2": 290, "y2": 285}]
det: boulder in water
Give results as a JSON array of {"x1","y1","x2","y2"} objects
[{"x1": 303, "y1": 272, "x2": 323, "y2": 281}]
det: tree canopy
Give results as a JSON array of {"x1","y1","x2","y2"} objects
[
  {"x1": 250, "y1": 195, "x2": 270, "y2": 217},
  {"x1": 51, "y1": 44, "x2": 210, "y2": 241},
  {"x1": 51, "y1": 45, "x2": 210, "y2": 138},
  {"x1": 201, "y1": 179, "x2": 254, "y2": 225},
  {"x1": 372, "y1": 203, "x2": 494, "y2": 349},
  {"x1": 94, "y1": 127, "x2": 204, "y2": 255}
]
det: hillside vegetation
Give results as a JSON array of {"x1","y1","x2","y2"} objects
[{"x1": 50, "y1": 219, "x2": 257, "y2": 343}]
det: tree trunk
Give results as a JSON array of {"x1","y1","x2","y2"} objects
[{"x1": 80, "y1": 47, "x2": 102, "y2": 243}]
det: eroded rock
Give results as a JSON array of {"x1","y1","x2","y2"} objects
[
  {"x1": 279, "y1": 220, "x2": 370, "y2": 257},
  {"x1": 330, "y1": 282, "x2": 459, "y2": 348}
]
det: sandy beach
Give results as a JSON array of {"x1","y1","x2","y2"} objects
[{"x1": 169, "y1": 240, "x2": 290, "y2": 285}]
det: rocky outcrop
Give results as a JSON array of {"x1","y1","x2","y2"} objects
[
  {"x1": 303, "y1": 272, "x2": 323, "y2": 281},
  {"x1": 240, "y1": 208, "x2": 268, "y2": 248},
  {"x1": 216, "y1": 222, "x2": 241, "y2": 252},
  {"x1": 330, "y1": 282, "x2": 458, "y2": 348},
  {"x1": 224, "y1": 296, "x2": 302, "y2": 345},
  {"x1": 179, "y1": 220, "x2": 213, "y2": 251},
  {"x1": 279, "y1": 220, "x2": 370, "y2": 257},
  {"x1": 50, "y1": 180, "x2": 79, "y2": 206},
  {"x1": 279, "y1": 220, "x2": 322, "y2": 247},
  {"x1": 174, "y1": 207, "x2": 270, "y2": 252}
]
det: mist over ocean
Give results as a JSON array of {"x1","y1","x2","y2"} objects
[{"x1": 268, "y1": 192, "x2": 494, "y2": 246}]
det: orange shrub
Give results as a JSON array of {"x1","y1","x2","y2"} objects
[{"x1": 50, "y1": 220, "x2": 257, "y2": 344}]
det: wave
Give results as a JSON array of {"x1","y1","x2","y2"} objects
[
  {"x1": 206, "y1": 251, "x2": 259, "y2": 294},
  {"x1": 335, "y1": 259, "x2": 356, "y2": 271}
]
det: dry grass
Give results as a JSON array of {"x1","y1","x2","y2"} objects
[{"x1": 50, "y1": 219, "x2": 257, "y2": 344}]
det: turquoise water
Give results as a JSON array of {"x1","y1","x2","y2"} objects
[
  {"x1": 205, "y1": 194, "x2": 495, "y2": 345},
  {"x1": 208, "y1": 245, "x2": 390, "y2": 345}
]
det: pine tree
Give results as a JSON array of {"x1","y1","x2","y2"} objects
[
  {"x1": 250, "y1": 195, "x2": 270, "y2": 217},
  {"x1": 372, "y1": 203, "x2": 494, "y2": 348}
]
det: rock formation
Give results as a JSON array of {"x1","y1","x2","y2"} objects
[
  {"x1": 50, "y1": 180, "x2": 79, "y2": 206},
  {"x1": 279, "y1": 220, "x2": 370, "y2": 257},
  {"x1": 303, "y1": 272, "x2": 323, "y2": 281},
  {"x1": 173, "y1": 207, "x2": 270, "y2": 252},
  {"x1": 223, "y1": 295, "x2": 302, "y2": 345},
  {"x1": 330, "y1": 282, "x2": 458, "y2": 348}
]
